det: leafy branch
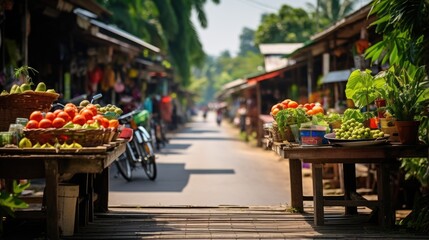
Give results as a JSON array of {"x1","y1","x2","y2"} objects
[{"x1": 14, "y1": 66, "x2": 38, "y2": 85}]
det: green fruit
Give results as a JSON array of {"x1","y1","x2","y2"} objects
[
  {"x1": 18, "y1": 137, "x2": 32, "y2": 148},
  {"x1": 35, "y1": 82, "x2": 47, "y2": 92},
  {"x1": 114, "y1": 108, "x2": 123, "y2": 115},
  {"x1": 20, "y1": 83, "x2": 32, "y2": 92},
  {"x1": 32, "y1": 142, "x2": 41, "y2": 148},
  {"x1": 0, "y1": 90, "x2": 8, "y2": 95},
  {"x1": 41, "y1": 143, "x2": 54, "y2": 148},
  {"x1": 63, "y1": 122, "x2": 74, "y2": 128},
  {"x1": 10, "y1": 84, "x2": 18, "y2": 94},
  {"x1": 72, "y1": 141, "x2": 82, "y2": 148},
  {"x1": 15, "y1": 86, "x2": 23, "y2": 93},
  {"x1": 46, "y1": 89, "x2": 56, "y2": 93},
  {"x1": 80, "y1": 100, "x2": 90, "y2": 107}
]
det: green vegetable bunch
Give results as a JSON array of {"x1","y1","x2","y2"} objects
[
  {"x1": 0, "y1": 180, "x2": 30, "y2": 235},
  {"x1": 276, "y1": 108, "x2": 309, "y2": 138}
]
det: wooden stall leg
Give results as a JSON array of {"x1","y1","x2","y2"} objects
[
  {"x1": 44, "y1": 159, "x2": 59, "y2": 240},
  {"x1": 377, "y1": 163, "x2": 393, "y2": 227},
  {"x1": 289, "y1": 159, "x2": 303, "y2": 212},
  {"x1": 94, "y1": 168, "x2": 110, "y2": 213},
  {"x1": 343, "y1": 163, "x2": 357, "y2": 215},
  {"x1": 312, "y1": 163, "x2": 324, "y2": 225}
]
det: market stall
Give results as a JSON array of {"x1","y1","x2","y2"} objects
[{"x1": 271, "y1": 142, "x2": 428, "y2": 226}]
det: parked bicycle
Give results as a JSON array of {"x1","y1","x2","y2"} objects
[{"x1": 115, "y1": 110, "x2": 157, "y2": 181}]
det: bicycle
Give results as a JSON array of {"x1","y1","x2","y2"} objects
[{"x1": 115, "y1": 110, "x2": 157, "y2": 181}]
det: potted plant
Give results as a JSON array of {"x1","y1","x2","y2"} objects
[{"x1": 379, "y1": 64, "x2": 429, "y2": 144}]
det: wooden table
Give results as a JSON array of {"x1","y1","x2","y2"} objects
[
  {"x1": 0, "y1": 140, "x2": 126, "y2": 239},
  {"x1": 272, "y1": 143, "x2": 428, "y2": 226}
]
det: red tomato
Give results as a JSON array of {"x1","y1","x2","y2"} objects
[
  {"x1": 26, "y1": 120, "x2": 39, "y2": 129},
  {"x1": 303, "y1": 103, "x2": 312, "y2": 110},
  {"x1": 80, "y1": 109, "x2": 94, "y2": 121},
  {"x1": 39, "y1": 119, "x2": 52, "y2": 128},
  {"x1": 52, "y1": 117, "x2": 66, "y2": 128},
  {"x1": 72, "y1": 115, "x2": 86, "y2": 126},
  {"x1": 45, "y1": 112, "x2": 56, "y2": 121},
  {"x1": 57, "y1": 111, "x2": 71, "y2": 122},
  {"x1": 53, "y1": 109, "x2": 62, "y2": 117},
  {"x1": 64, "y1": 106, "x2": 77, "y2": 119},
  {"x1": 85, "y1": 104, "x2": 98, "y2": 116},
  {"x1": 30, "y1": 111, "x2": 44, "y2": 122},
  {"x1": 288, "y1": 101, "x2": 299, "y2": 109}
]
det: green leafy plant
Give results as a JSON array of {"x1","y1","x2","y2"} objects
[
  {"x1": 276, "y1": 108, "x2": 309, "y2": 138},
  {"x1": 345, "y1": 69, "x2": 385, "y2": 110},
  {"x1": 342, "y1": 109, "x2": 366, "y2": 123},
  {"x1": 0, "y1": 180, "x2": 30, "y2": 234},
  {"x1": 14, "y1": 65, "x2": 38, "y2": 85},
  {"x1": 379, "y1": 64, "x2": 429, "y2": 121}
]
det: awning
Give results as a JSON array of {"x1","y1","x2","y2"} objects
[
  {"x1": 74, "y1": 8, "x2": 160, "y2": 53},
  {"x1": 322, "y1": 69, "x2": 352, "y2": 84},
  {"x1": 247, "y1": 68, "x2": 284, "y2": 84}
]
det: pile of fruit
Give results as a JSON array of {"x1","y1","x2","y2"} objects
[
  {"x1": 20, "y1": 100, "x2": 122, "y2": 149},
  {"x1": 270, "y1": 99, "x2": 325, "y2": 117},
  {"x1": 1, "y1": 81, "x2": 56, "y2": 95},
  {"x1": 334, "y1": 119, "x2": 385, "y2": 140}
]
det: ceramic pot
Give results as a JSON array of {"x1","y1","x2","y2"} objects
[{"x1": 395, "y1": 121, "x2": 420, "y2": 144}]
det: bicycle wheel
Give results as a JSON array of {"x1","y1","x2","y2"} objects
[
  {"x1": 115, "y1": 146, "x2": 133, "y2": 181},
  {"x1": 136, "y1": 127, "x2": 157, "y2": 180}
]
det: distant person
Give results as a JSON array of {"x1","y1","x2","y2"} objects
[
  {"x1": 202, "y1": 106, "x2": 208, "y2": 121},
  {"x1": 238, "y1": 105, "x2": 247, "y2": 133},
  {"x1": 216, "y1": 108, "x2": 223, "y2": 126}
]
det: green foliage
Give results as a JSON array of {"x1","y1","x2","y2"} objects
[
  {"x1": 378, "y1": 65, "x2": 429, "y2": 121},
  {"x1": 14, "y1": 66, "x2": 38, "y2": 85},
  {"x1": 238, "y1": 27, "x2": 260, "y2": 56},
  {"x1": 306, "y1": 0, "x2": 357, "y2": 29},
  {"x1": 276, "y1": 108, "x2": 309, "y2": 138},
  {"x1": 255, "y1": 5, "x2": 315, "y2": 44},
  {"x1": 0, "y1": 180, "x2": 30, "y2": 234},
  {"x1": 345, "y1": 69, "x2": 385, "y2": 109},
  {"x1": 366, "y1": 0, "x2": 429, "y2": 75},
  {"x1": 342, "y1": 108, "x2": 366, "y2": 123}
]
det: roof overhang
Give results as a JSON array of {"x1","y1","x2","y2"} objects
[
  {"x1": 322, "y1": 69, "x2": 352, "y2": 84},
  {"x1": 74, "y1": 8, "x2": 160, "y2": 53}
]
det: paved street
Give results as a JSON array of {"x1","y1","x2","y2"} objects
[{"x1": 109, "y1": 111, "x2": 312, "y2": 207}]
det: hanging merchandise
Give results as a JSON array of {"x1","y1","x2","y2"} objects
[
  {"x1": 88, "y1": 66, "x2": 103, "y2": 94},
  {"x1": 101, "y1": 65, "x2": 115, "y2": 92},
  {"x1": 114, "y1": 71, "x2": 125, "y2": 93}
]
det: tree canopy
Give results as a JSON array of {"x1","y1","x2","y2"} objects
[{"x1": 254, "y1": 5, "x2": 315, "y2": 44}]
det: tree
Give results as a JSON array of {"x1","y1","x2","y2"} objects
[
  {"x1": 96, "y1": 0, "x2": 219, "y2": 87},
  {"x1": 306, "y1": 0, "x2": 357, "y2": 31},
  {"x1": 238, "y1": 27, "x2": 259, "y2": 56},
  {"x1": 254, "y1": 5, "x2": 315, "y2": 44}
]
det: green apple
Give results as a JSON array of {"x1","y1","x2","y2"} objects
[{"x1": 46, "y1": 89, "x2": 56, "y2": 93}]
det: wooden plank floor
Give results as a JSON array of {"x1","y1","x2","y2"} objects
[
  {"x1": 2, "y1": 206, "x2": 426, "y2": 239},
  {"x1": 57, "y1": 206, "x2": 427, "y2": 239}
]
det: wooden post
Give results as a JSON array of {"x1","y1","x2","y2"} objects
[
  {"x1": 289, "y1": 159, "x2": 303, "y2": 212},
  {"x1": 44, "y1": 159, "x2": 59, "y2": 240},
  {"x1": 343, "y1": 163, "x2": 357, "y2": 215},
  {"x1": 312, "y1": 163, "x2": 324, "y2": 225}
]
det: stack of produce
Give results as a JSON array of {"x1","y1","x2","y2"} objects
[{"x1": 21, "y1": 100, "x2": 122, "y2": 148}]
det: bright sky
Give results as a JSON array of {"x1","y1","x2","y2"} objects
[{"x1": 193, "y1": 0, "x2": 370, "y2": 57}]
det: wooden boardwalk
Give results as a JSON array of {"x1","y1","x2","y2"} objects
[
  {"x1": 59, "y1": 206, "x2": 426, "y2": 239},
  {"x1": 3, "y1": 206, "x2": 427, "y2": 239}
]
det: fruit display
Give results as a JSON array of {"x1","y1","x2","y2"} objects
[
  {"x1": 270, "y1": 99, "x2": 324, "y2": 117},
  {"x1": 334, "y1": 119, "x2": 385, "y2": 140},
  {"x1": 21, "y1": 100, "x2": 123, "y2": 148},
  {"x1": 1, "y1": 81, "x2": 56, "y2": 95}
]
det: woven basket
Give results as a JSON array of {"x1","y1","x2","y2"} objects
[
  {"x1": 270, "y1": 122, "x2": 294, "y2": 142},
  {"x1": 24, "y1": 128, "x2": 106, "y2": 147},
  {"x1": 102, "y1": 128, "x2": 117, "y2": 144},
  {"x1": 0, "y1": 92, "x2": 59, "y2": 131}
]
